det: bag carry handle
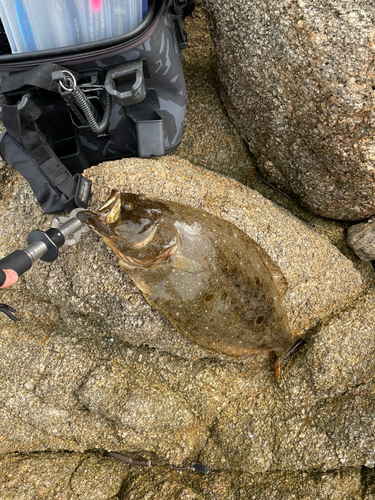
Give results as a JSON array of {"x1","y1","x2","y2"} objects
[{"x1": 104, "y1": 60, "x2": 146, "y2": 107}]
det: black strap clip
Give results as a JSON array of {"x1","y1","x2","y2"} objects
[
  {"x1": 171, "y1": 0, "x2": 189, "y2": 50},
  {"x1": 0, "y1": 303, "x2": 20, "y2": 322}
]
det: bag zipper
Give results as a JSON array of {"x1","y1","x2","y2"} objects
[{"x1": 0, "y1": 0, "x2": 165, "y2": 71}]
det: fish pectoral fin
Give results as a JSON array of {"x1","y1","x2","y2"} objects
[
  {"x1": 121, "y1": 268, "x2": 152, "y2": 295},
  {"x1": 132, "y1": 278, "x2": 152, "y2": 296},
  {"x1": 171, "y1": 254, "x2": 206, "y2": 274}
]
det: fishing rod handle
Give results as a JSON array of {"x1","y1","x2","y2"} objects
[
  {"x1": 0, "y1": 217, "x2": 83, "y2": 289},
  {"x1": 0, "y1": 250, "x2": 32, "y2": 277}
]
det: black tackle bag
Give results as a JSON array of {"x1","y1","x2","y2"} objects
[{"x1": 0, "y1": 0, "x2": 194, "y2": 213}]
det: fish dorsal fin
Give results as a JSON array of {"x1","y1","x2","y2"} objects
[{"x1": 252, "y1": 242, "x2": 288, "y2": 301}]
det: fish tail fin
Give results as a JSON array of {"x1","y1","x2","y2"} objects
[{"x1": 274, "y1": 357, "x2": 281, "y2": 381}]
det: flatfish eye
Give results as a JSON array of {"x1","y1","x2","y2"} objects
[{"x1": 123, "y1": 202, "x2": 133, "y2": 211}]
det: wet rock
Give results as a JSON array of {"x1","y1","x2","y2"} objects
[
  {"x1": 199, "y1": 0, "x2": 375, "y2": 220},
  {"x1": 347, "y1": 219, "x2": 375, "y2": 261}
]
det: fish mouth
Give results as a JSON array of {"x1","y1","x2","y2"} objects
[
  {"x1": 80, "y1": 189, "x2": 179, "y2": 269},
  {"x1": 112, "y1": 223, "x2": 159, "y2": 250},
  {"x1": 131, "y1": 225, "x2": 158, "y2": 248},
  {"x1": 77, "y1": 210, "x2": 113, "y2": 238},
  {"x1": 99, "y1": 190, "x2": 122, "y2": 224},
  {"x1": 103, "y1": 235, "x2": 178, "y2": 270}
]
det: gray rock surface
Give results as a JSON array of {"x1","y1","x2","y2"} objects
[
  {"x1": 201, "y1": 289, "x2": 375, "y2": 472},
  {"x1": 0, "y1": 4, "x2": 374, "y2": 498},
  {"x1": 0, "y1": 157, "x2": 369, "y2": 477},
  {"x1": 348, "y1": 218, "x2": 375, "y2": 260},
  {"x1": 199, "y1": 0, "x2": 375, "y2": 220},
  {"x1": 178, "y1": 5, "x2": 256, "y2": 184}
]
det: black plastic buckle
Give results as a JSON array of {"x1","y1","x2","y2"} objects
[
  {"x1": 75, "y1": 175, "x2": 92, "y2": 208},
  {"x1": 171, "y1": 0, "x2": 189, "y2": 50}
]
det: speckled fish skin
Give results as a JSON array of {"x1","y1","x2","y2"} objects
[{"x1": 77, "y1": 190, "x2": 302, "y2": 376}]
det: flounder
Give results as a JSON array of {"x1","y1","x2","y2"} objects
[{"x1": 77, "y1": 190, "x2": 304, "y2": 380}]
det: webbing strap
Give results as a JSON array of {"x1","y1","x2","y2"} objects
[
  {"x1": 0, "y1": 62, "x2": 79, "y2": 94},
  {"x1": 0, "y1": 63, "x2": 90, "y2": 210},
  {"x1": 2, "y1": 103, "x2": 79, "y2": 201},
  {"x1": 1, "y1": 103, "x2": 22, "y2": 143}
]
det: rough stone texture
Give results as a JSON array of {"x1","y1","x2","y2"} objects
[
  {"x1": 0, "y1": 5, "x2": 374, "y2": 498},
  {"x1": 201, "y1": 289, "x2": 375, "y2": 472},
  {"x1": 363, "y1": 467, "x2": 375, "y2": 500},
  {"x1": 118, "y1": 466, "x2": 363, "y2": 500},
  {"x1": 0, "y1": 452, "x2": 128, "y2": 499},
  {"x1": 235, "y1": 468, "x2": 363, "y2": 500},
  {"x1": 199, "y1": 0, "x2": 375, "y2": 220},
  {"x1": 177, "y1": 5, "x2": 256, "y2": 184},
  {"x1": 78, "y1": 157, "x2": 363, "y2": 336},
  {"x1": 0, "y1": 452, "x2": 364, "y2": 499},
  {"x1": 0, "y1": 157, "x2": 368, "y2": 473},
  {"x1": 348, "y1": 218, "x2": 375, "y2": 260}
]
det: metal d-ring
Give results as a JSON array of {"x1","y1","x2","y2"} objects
[{"x1": 58, "y1": 70, "x2": 77, "y2": 92}]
